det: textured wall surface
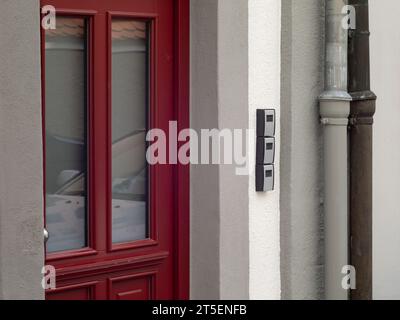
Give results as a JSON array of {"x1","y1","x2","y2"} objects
[
  {"x1": 280, "y1": 0, "x2": 325, "y2": 299},
  {"x1": 248, "y1": 0, "x2": 282, "y2": 300},
  {"x1": 370, "y1": 0, "x2": 400, "y2": 300},
  {"x1": 191, "y1": 0, "x2": 282, "y2": 299},
  {"x1": 0, "y1": 0, "x2": 44, "y2": 299},
  {"x1": 190, "y1": 0, "x2": 250, "y2": 300},
  {"x1": 0, "y1": 0, "x2": 333, "y2": 300},
  {"x1": 218, "y1": 0, "x2": 250, "y2": 300},
  {"x1": 190, "y1": 0, "x2": 221, "y2": 300}
]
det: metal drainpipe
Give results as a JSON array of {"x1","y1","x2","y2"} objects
[
  {"x1": 348, "y1": 0, "x2": 376, "y2": 300},
  {"x1": 319, "y1": 0, "x2": 352, "y2": 300}
]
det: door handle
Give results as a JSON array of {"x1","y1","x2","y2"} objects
[{"x1": 44, "y1": 228, "x2": 49, "y2": 244}]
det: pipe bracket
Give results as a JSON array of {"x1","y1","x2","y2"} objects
[
  {"x1": 349, "y1": 117, "x2": 374, "y2": 126},
  {"x1": 320, "y1": 117, "x2": 349, "y2": 126}
]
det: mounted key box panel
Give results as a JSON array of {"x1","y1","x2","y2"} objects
[
  {"x1": 257, "y1": 109, "x2": 276, "y2": 137},
  {"x1": 256, "y1": 109, "x2": 276, "y2": 192},
  {"x1": 256, "y1": 164, "x2": 275, "y2": 192},
  {"x1": 256, "y1": 137, "x2": 275, "y2": 165}
]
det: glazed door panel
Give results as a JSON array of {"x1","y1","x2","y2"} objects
[{"x1": 41, "y1": 0, "x2": 189, "y2": 300}]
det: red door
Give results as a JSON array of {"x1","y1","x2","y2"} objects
[{"x1": 41, "y1": 0, "x2": 189, "y2": 300}]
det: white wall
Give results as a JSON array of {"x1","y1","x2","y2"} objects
[
  {"x1": 249, "y1": 0, "x2": 282, "y2": 300},
  {"x1": 370, "y1": 0, "x2": 400, "y2": 300}
]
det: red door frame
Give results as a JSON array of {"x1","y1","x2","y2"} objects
[{"x1": 41, "y1": 0, "x2": 189, "y2": 300}]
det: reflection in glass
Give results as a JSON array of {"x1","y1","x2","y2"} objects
[
  {"x1": 112, "y1": 19, "x2": 149, "y2": 244},
  {"x1": 45, "y1": 17, "x2": 88, "y2": 253}
]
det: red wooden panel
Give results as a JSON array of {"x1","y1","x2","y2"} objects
[
  {"x1": 108, "y1": 272, "x2": 156, "y2": 300},
  {"x1": 175, "y1": 0, "x2": 190, "y2": 300},
  {"x1": 47, "y1": 282, "x2": 98, "y2": 300}
]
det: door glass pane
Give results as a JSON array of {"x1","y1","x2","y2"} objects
[
  {"x1": 111, "y1": 19, "x2": 149, "y2": 244},
  {"x1": 45, "y1": 17, "x2": 88, "y2": 253}
]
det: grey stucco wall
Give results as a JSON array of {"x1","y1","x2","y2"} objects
[
  {"x1": 218, "y1": 0, "x2": 249, "y2": 300},
  {"x1": 280, "y1": 0, "x2": 325, "y2": 299},
  {"x1": 190, "y1": 0, "x2": 220, "y2": 300},
  {"x1": 190, "y1": 0, "x2": 249, "y2": 299},
  {"x1": 0, "y1": 0, "x2": 44, "y2": 299}
]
